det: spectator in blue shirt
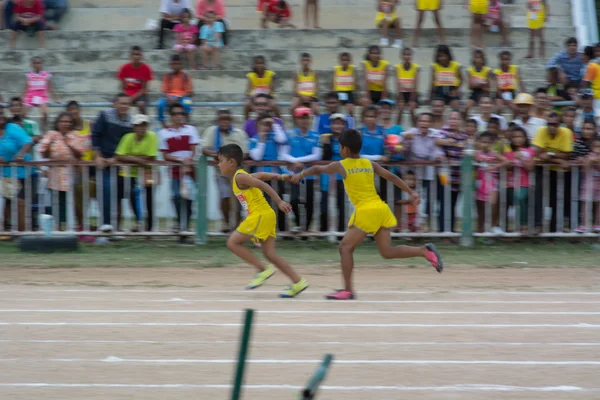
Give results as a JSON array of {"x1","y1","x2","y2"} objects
[
  {"x1": 280, "y1": 107, "x2": 322, "y2": 232},
  {"x1": 313, "y1": 92, "x2": 355, "y2": 135},
  {"x1": 359, "y1": 104, "x2": 389, "y2": 203},
  {"x1": 319, "y1": 113, "x2": 347, "y2": 234},
  {"x1": 199, "y1": 11, "x2": 224, "y2": 69},
  {"x1": 546, "y1": 37, "x2": 584, "y2": 85},
  {"x1": 249, "y1": 112, "x2": 288, "y2": 231},
  {"x1": 0, "y1": 111, "x2": 33, "y2": 231}
]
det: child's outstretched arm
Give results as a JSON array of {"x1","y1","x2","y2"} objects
[
  {"x1": 372, "y1": 161, "x2": 420, "y2": 205},
  {"x1": 250, "y1": 172, "x2": 288, "y2": 181},
  {"x1": 236, "y1": 173, "x2": 292, "y2": 213},
  {"x1": 290, "y1": 161, "x2": 344, "y2": 183}
]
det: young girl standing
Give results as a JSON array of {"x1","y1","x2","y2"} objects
[
  {"x1": 291, "y1": 53, "x2": 319, "y2": 115},
  {"x1": 503, "y1": 126, "x2": 535, "y2": 234},
  {"x1": 430, "y1": 45, "x2": 462, "y2": 110},
  {"x1": 22, "y1": 56, "x2": 58, "y2": 132},
  {"x1": 331, "y1": 52, "x2": 357, "y2": 116},
  {"x1": 362, "y1": 45, "x2": 390, "y2": 105},
  {"x1": 494, "y1": 51, "x2": 524, "y2": 113},
  {"x1": 244, "y1": 55, "x2": 279, "y2": 120},
  {"x1": 465, "y1": 49, "x2": 492, "y2": 116},
  {"x1": 172, "y1": 9, "x2": 198, "y2": 70},
  {"x1": 475, "y1": 131, "x2": 507, "y2": 234},
  {"x1": 395, "y1": 47, "x2": 420, "y2": 126},
  {"x1": 526, "y1": 0, "x2": 549, "y2": 59}
]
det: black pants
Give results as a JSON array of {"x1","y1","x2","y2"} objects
[
  {"x1": 438, "y1": 187, "x2": 460, "y2": 233},
  {"x1": 534, "y1": 167, "x2": 559, "y2": 232},
  {"x1": 171, "y1": 178, "x2": 192, "y2": 230},
  {"x1": 158, "y1": 19, "x2": 177, "y2": 48},
  {"x1": 290, "y1": 179, "x2": 315, "y2": 231},
  {"x1": 320, "y1": 181, "x2": 346, "y2": 233},
  {"x1": 197, "y1": 19, "x2": 228, "y2": 46},
  {"x1": 118, "y1": 178, "x2": 154, "y2": 231}
]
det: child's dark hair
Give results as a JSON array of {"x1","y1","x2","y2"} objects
[
  {"x1": 563, "y1": 106, "x2": 577, "y2": 115},
  {"x1": 479, "y1": 131, "x2": 494, "y2": 140},
  {"x1": 499, "y1": 50, "x2": 512, "y2": 59},
  {"x1": 66, "y1": 100, "x2": 79, "y2": 109},
  {"x1": 509, "y1": 126, "x2": 530, "y2": 151},
  {"x1": 472, "y1": 49, "x2": 487, "y2": 66},
  {"x1": 565, "y1": 37, "x2": 578, "y2": 46},
  {"x1": 169, "y1": 102, "x2": 185, "y2": 114},
  {"x1": 181, "y1": 8, "x2": 192, "y2": 18},
  {"x1": 535, "y1": 87, "x2": 547, "y2": 95},
  {"x1": 402, "y1": 47, "x2": 413, "y2": 56},
  {"x1": 131, "y1": 45, "x2": 142, "y2": 53},
  {"x1": 584, "y1": 46, "x2": 594, "y2": 60},
  {"x1": 365, "y1": 45, "x2": 381, "y2": 61},
  {"x1": 487, "y1": 117, "x2": 500, "y2": 127},
  {"x1": 434, "y1": 44, "x2": 453, "y2": 63},
  {"x1": 466, "y1": 118, "x2": 478, "y2": 127},
  {"x1": 339, "y1": 52, "x2": 351, "y2": 59},
  {"x1": 252, "y1": 55, "x2": 266, "y2": 73},
  {"x1": 582, "y1": 117, "x2": 597, "y2": 128},
  {"x1": 325, "y1": 91, "x2": 339, "y2": 101},
  {"x1": 218, "y1": 144, "x2": 244, "y2": 166},
  {"x1": 339, "y1": 129, "x2": 362, "y2": 153},
  {"x1": 300, "y1": 52, "x2": 311, "y2": 59},
  {"x1": 362, "y1": 104, "x2": 378, "y2": 119}
]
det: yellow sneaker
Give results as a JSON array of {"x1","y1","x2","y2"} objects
[
  {"x1": 246, "y1": 266, "x2": 276, "y2": 289},
  {"x1": 279, "y1": 279, "x2": 309, "y2": 298}
]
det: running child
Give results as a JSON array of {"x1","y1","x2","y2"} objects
[
  {"x1": 22, "y1": 56, "x2": 58, "y2": 132},
  {"x1": 244, "y1": 55, "x2": 280, "y2": 120},
  {"x1": 331, "y1": 52, "x2": 357, "y2": 116},
  {"x1": 290, "y1": 129, "x2": 443, "y2": 300},
  {"x1": 291, "y1": 52, "x2": 320, "y2": 115},
  {"x1": 395, "y1": 47, "x2": 420, "y2": 126},
  {"x1": 218, "y1": 144, "x2": 309, "y2": 298},
  {"x1": 525, "y1": 0, "x2": 548, "y2": 59},
  {"x1": 465, "y1": 49, "x2": 492, "y2": 116}
]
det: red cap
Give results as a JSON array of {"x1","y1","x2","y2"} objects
[{"x1": 293, "y1": 107, "x2": 311, "y2": 117}]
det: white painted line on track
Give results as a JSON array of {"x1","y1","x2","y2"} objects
[
  {"x1": 2, "y1": 357, "x2": 600, "y2": 365},
  {"x1": 4, "y1": 298, "x2": 600, "y2": 304},
  {"x1": 2, "y1": 339, "x2": 600, "y2": 346},
  {"x1": 1, "y1": 309, "x2": 599, "y2": 315},
  {"x1": 0, "y1": 383, "x2": 594, "y2": 392},
  {"x1": 1, "y1": 322, "x2": 600, "y2": 327}
]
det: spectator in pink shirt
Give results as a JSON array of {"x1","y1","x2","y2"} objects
[
  {"x1": 196, "y1": 0, "x2": 228, "y2": 46},
  {"x1": 173, "y1": 8, "x2": 198, "y2": 69}
]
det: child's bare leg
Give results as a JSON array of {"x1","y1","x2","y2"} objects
[
  {"x1": 380, "y1": 20, "x2": 389, "y2": 40},
  {"x1": 490, "y1": 191, "x2": 500, "y2": 227},
  {"x1": 396, "y1": 101, "x2": 405, "y2": 125},
  {"x1": 304, "y1": 0, "x2": 309, "y2": 27},
  {"x1": 433, "y1": 10, "x2": 446, "y2": 44},
  {"x1": 413, "y1": 11, "x2": 424, "y2": 47},
  {"x1": 394, "y1": 18, "x2": 402, "y2": 41},
  {"x1": 477, "y1": 199, "x2": 485, "y2": 232},
  {"x1": 539, "y1": 28, "x2": 545, "y2": 59},
  {"x1": 374, "y1": 228, "x2": 426, "y2": 259},
  {"x1": 261, "y1": 237, "x2": 302, "y2": 283},
  {"x1": 187, "y1": 48, "x2": 196, "y2": 69},
  {"x1": 313, "y1": 0, "x2": 320, "y2": 28},
  {"x1": 498, "y1": 19, "x2": 509, "y2": 46},
  {"x1": 40, "y1": 104, "x2": 48, "y2": 132},
  {"x1": 409, "y1": 101, "x2": 417, "y2": 126},
  {"x1": 213, "y1": 47, "x2": 220, "y2": 68},
  {"x1": 227, "y1": 231, "x2": 268, "y2": 272},
  {"x1": 526, "y1": 29, "x2": 534, "y2": 58},
  {"x1": 338, "y1": 227, "x2": 367, "y2": 292}
]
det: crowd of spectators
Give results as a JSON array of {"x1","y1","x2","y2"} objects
[{"x1": 2, "y1": 0, "x2": 600, "y2": 240}]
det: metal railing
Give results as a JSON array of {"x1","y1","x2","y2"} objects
[{"x1": 1, "y1": 158, "x2": 599, "y2": 244}]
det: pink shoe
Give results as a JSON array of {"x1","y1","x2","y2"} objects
[
  {"x1": 425, "y1": 243, "x2": 443, "y2": 273},
  {"x1": 576, "y1": 226, "x2": 589, "y2": 233},
  {"x1": 325, "y1": 290, "x2": 355, "y2": 300},
  {"x1": 593, "y1": 226, "x2": 600, "y2": 233}
]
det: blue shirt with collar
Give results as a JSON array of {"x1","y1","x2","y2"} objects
[
  {"x1": 0, "y1": 123, "x2": 33, "y2": 179},
  {"x1": 359, "y1": 125, "x2": 386, "y2": 158},
  {"x1": 287, "y1": 128, "x2": 320, "y2": 180},
  {"x1": 313, "y1": 113, "x2": 355, "y2": 135},
  {"x1": 547, "y1": 50, "x2": 584, "y2": 83}
]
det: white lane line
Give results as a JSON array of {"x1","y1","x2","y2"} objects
[
  {"x1": 1, "y1": 309, "x2": 599, "y2": 315},
  {"x1": 2, "y1": 339, "x2": 600, "y2": 346},
  {"x1": 4, "y1": 298, "x2": 599, "y2": 304},
  {"x1": 0, "y1": 383, "x2": 593, "y2": 392},
  {"x1": 2, "y1": 357, "x2": 600, "y2": 365},
  {"x1": 1, "y1": 322, "x2": 600, "y2": 328}
]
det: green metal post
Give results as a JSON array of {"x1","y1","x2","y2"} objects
[
  {"x1": 195, "y1": 155, "x2": 208, "y2": 244},
  {"x1": 460, "y1": 149, "x2": 475, "y2": 247},
  {"x1": 231, "y1": 309, "x2": 255, "y2": 400},
  {"x1": 300, "y1": 354, "x2": 334, "y2": 399}
]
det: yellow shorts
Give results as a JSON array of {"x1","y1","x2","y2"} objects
[
  {"x1": 236, "y1": 209, "x2": 276, "y2": 242},
  {"x1": 348, "y1": 202, "x2": 397, "y2": 235},
  {"x1": 470, "y1": 1, "x2": 488, "y2": 15},
  {"x1": 527, "y1": 6, "x2": 545, "y2": 30},
  {"x1": 375, "y1": 12, "x2": 399, "y2": 26},
  {"x1": 417, "y1": 0, "x2": 440, "y2": 11}
]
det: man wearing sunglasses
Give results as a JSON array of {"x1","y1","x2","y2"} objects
[{"x1": 243, "y1": 93, "x2": 285, "y2": 139}]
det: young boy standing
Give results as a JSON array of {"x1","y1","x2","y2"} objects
[
  {"x1": 291, "y1": 129, "x2": 442, "y2": 300},
  {"x1": 218, "y1": 144, "x2": 309, "y2": 298}
]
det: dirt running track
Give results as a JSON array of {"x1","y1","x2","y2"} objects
[{"x1": 0, "y1": 265, "x2": 599, "y2": 399}]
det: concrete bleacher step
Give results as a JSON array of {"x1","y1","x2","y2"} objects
[
  {"x1": 0, "y1": 46, "x2": 562, "y2": 72},
  {"x1": 0, "y1": 28, "x2": 575, "y2": 51}
]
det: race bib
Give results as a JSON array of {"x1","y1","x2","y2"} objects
[
  {"x1": 437, "y1": 71, "x2": 455, "y2": 86},
  {"x1": 337, "y1": 92, "x2": 349, "y2": 101},
  {"x1": 501, "y1": 91, "x2": 513, "y2": 101},
  {"x1": 530, "y1": 12, "x2": 538, "y2": 20},
  {"x1": 32, "y1": 96, "x2": 43, "y2": 105},
  {"x1": 236, "y1": 193, "x2": 249, "y2": 211},
  {"x1": 368, "y1": 72, "x2": 384, "y2": 85}
]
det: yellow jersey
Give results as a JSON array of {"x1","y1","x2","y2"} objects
[
  {"x1": 246, "y1": 70, "x2": 275, "y2": 96},
  {"x1": 493, "y1": 65, "x2": 519, "y2": 90},
  {"x1": 232, "y1": 169, "x2": 272, "y2": 215},
  {"x1": 468, "y1": 65, "x2": 491, "y2": 87},
  {"x1": 433, "y1": 61, "x2": 461, "y2": 87},
  {"x1": 364, "y1": 59, "x2": 390, "y2": 92},
  {"x1": 395, "y1": 63, "x2": 419, "y2": 92},
  {"x1": 75, "y1": 119, "x2": 93, "y2": 161},
  {"x1": 296, "y1": 69, "x2": 317, "y2": 97},
  {"x1": 333, "y1": 65, "x2": 356, "y2": 91},
  {"x1": 584, "y1": 62, "x2": 600, "y2": 99},
  {"x1": 340, "y1": 158, "x2": 382, "y2": 208},
  {"x1": 469, "y1": 0, "x2": 488, "y2": 14}
]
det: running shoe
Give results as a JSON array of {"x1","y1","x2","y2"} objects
[
  {"x1": 575, "y1": 226, "x2": 589, "y2": 234},
  {"x1": 325, "y1": 290, "x2": 356, "y2": 300},
  {"x1": 279, "y1": 279, "x2": 309, "y2": 298},
  {"x1": 246, "y1": 266, "x2": 276, "y2": 289},
  {"x1": 425, "y1": 243, "x2": 444, "y2": 273},
  {"x1": 593, "y1": 226, "x2": 600, "y2": 233}
]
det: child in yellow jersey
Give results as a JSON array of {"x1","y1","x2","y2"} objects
[
  {"x1": 494, "y1": 50, "x2": 525, "y2": 113},
  {"x1": 413, "y1": 0, "x2": 446, "y2": 48},
  {"x1": 376, "y1": 0, "x2": 402, "y2": 48},
  {"x1": 290, "y1": 129, "x2": 443, "y2": 300},
  {"x1": 362, "y1": 45, "x2": 390, "y2": 105},
  {"x1": 217, "y1": 144, "x2": 308, "y2": 298},
  {"x1": 467, "y1": 0, "x2": 488, "y2": 49},
  {"x1": 291, "y1": 52, "x2": 320, "y2": 115},
  {"x1": 395, "y1": 47, "x2": 420, "y2": 126},
  {"x1": 465, "y1": 49, "x2": 493, "y2": 116},
  {"x1": 525, "y1": 0, "x2": 548, "y2": 59},
  {"x1": 244, "y1": 55, "x2": 280, "y2": 121},
  {"x1": 331, "y1": 52, "x2": 357, "y2": 116},
  {"x1": 430, "y1": 44, "x2": 462, "y2": 110}
]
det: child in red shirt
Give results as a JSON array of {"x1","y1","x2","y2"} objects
[
  {"x1": 261, "y1": 0, "x2": 295, "y2": 29},
  {"x1": 10, "y1": 0, "x2": 46, "y2": 49},
  {"x1": 117, "y1": 46, "x2": 153, "y2": 114}
]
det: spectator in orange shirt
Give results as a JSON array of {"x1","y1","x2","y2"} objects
[
  {"x1": 582, "y1": 45, "x2": 600, "y2": 115},
  {"x1": 157, "y1": 54, "x2": 194, "y2": 127},
  {"x1": 196, "y1": 0, "x2": 228, "y2": 46}
]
